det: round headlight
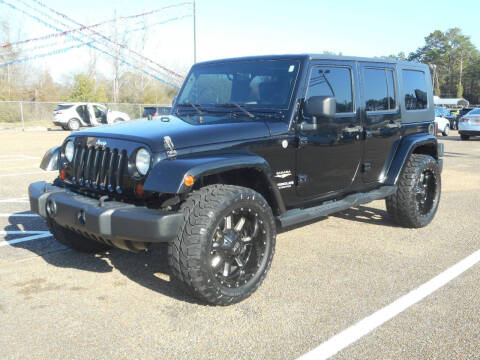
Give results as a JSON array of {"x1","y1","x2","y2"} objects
[
  {"x1": 135, "y1": 148, "x2": 151, "y2": 176},
  {"x1": 65, "y1": 140, "x2": 74, "y2": 162}
]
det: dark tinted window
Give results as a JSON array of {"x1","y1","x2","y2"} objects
[
  {"x1": 306, "y1": 66, "x2": 353, "y2": 113},
  {"x1": 143, "y1": 107, "x2": 156, "y2": 116},
  {"x1": 55, "y1": 105, "x2": 73, "y2": 111},
  {"x1": 402, "y1": 70, "x2": 428, "y2": 110},
  {"x1": 364, "y1": 68, "x2": 396, "y2": 111},
  {"x1": 177, "y1": 60, "x2": 300, "y2": 109}
]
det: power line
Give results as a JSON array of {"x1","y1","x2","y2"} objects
[
  {"x1": 1, "y1": 2, "x2": 191, "y2": 52},
  {"x1": 27, "y1": 0, "x2": 185, "y2": 79},
  {"x1": 0, "y1": 0, "x2": 182, "y2": 89}
]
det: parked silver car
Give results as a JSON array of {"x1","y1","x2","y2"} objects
[
  {"x1": 458, "y1": 108, "x2": 480, "y2": 140},
  {"x1": 52, "y1": 103, "x2": 131, "y2": 131}
]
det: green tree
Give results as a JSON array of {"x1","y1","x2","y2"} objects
[
  {"x1": 68, "y1": 74, "x2": 96, "y2": 101},
  {"x1": 409, "y1": 28, "x2": 478, "y2": 99},
  {"x1": 68, "y1": 73, "x2": 109, "y2": 102}
]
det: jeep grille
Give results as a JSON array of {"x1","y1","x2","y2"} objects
[{"x1": 71, "y1": 144, "x2": 126, "y2": 194}]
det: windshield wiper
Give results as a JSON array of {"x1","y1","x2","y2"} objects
[
  {"x1": 216, "y1": 103, "x2": 255, "y2": 118},
  {"x1": 176, "y1": 103, "x2": 204, "y2": 115}
]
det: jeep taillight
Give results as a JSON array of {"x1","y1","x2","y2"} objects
[
  {"x1": 56, "y1": 111, "x2": 62, "y2": 115},
  {"x1": 459, "y1": 117, "x2": 468, "y2": 123}
]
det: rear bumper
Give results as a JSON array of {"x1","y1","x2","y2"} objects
[
  {"x1": 458, "y1": 130, "x2": 480, "y2": 136},
  {"x1": 29, "y1": 181, "x2": 183, "y2": 243}
]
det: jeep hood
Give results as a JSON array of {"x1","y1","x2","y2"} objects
[{"x1": 75, "y1": 115, "x2": 270, "y2": 152}]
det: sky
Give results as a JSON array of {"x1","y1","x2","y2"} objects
[{"x1": 1, "y1": 0, "x2": 480, "y2": 85}]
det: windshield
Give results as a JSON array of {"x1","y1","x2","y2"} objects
[
  {"x1": 177, "y1": 60, "x2": 300, "y2": 111},
  {"x1": 467, "y1": 108, "x2": 480, "y2": 115}
]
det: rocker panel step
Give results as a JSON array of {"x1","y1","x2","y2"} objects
[{"x1": 278, "y1": 186, "x2": 397, "y2": 228}]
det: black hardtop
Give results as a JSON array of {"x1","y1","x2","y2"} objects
[{"x1": 195, "y1": 54, "x2": 426, "y2": 68}]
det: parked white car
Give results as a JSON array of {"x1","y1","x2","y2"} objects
[
  {"x1": 52, "y1": 103, "x2": 131, "y2": 131},
  {"x1": 434, "y1": 116, "x2": 450, "y2": 136},
  {"x1": 458, "y1": 107, "x2": 480, "y2": 140}
]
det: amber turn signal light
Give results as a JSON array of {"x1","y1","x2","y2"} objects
[
  {"x1": 183, "y1": 174, "x2": 194, "y2": 187},
  {"x1": 60, "y1": 169, "x2": 66, "y2": 180},
  {"x1": 136, "y1": 183, "x2": 144, "y2": 196}
]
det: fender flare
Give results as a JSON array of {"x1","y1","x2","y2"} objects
[
  {"x1": 143, "y1": 153, "x2": 286, "y2": 213},
  {"x1": 40, "y1": 146, "x2": 61, "y2": 171},
  {"x1": 384, "y1": 134, "x2": 439, "y2": 185}
]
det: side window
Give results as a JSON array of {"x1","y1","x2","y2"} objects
[
  {"x1": 306, "y1": 66, "x2": 353, "y2": 113},
  {"x1": 363, "y1": 68, "x2": 396, "y2": 111},
  {"x1": 402, "y1": 70, "x2": 428, "y2": 110}
]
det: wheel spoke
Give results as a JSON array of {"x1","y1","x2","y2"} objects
[
  {"x1": 223, "y1": 261, "x2": 232, "y2": 277},
  {"x1": 234, "y1": 217, "x2": 246, "y2": 232},
  {"x1": 235, "y1": 256, "x2": 245, "y2": 268},
  {"x1": 211, "y1": 255, "x2": 223, "y2": 269},
  {"x1": 224, "y1": 215, "x2": 232, "y2": 230}
]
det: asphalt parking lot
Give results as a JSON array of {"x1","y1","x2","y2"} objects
[{"x1": 0, "y1": 130, "x2": 479, "y2": 359}]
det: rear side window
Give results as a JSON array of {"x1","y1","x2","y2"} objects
[
  {"x1": 306, "y1": 66, "x2": 353, "y2": 113},
  {"x1": 402, "y1": 70, "x2": 428, "y2": 110},
  {"x1": 468, "y1": 108, "x2": 480, "y2": 115},
  {"x1": 363, "y1": 68, "x2": 396, "y2": 111},
  {"x1": 55, "y1": 105, "x2": 73, "y2": 111}
]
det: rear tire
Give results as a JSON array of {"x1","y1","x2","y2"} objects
[
  {"x1": 460, "y1": 134, "x2": 470, "y2": 140},
  {"x1": 47, "y1": 219, "x2": 111, "y2": 253},
  {"x1": 442, "y1": 125, "x2": 449, "y2": 136},
  {"x1": 113, "y1": 118, "x2": 124, "y2": 123},
  {"x1": 386, "y1": 154, "x2": 441, "y2": 228},
  {"x1": 67, "y1": 118, "x2": 80, "y2": 131},
  {"x1": 168, "y1": 185, "x2": 276, "y2": 305}
]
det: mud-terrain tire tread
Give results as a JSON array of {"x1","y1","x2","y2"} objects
[
  {"x1": 168, "y1": 184, "x2": 276, "y2": 305},
  {"x1": 47, "y1": 219, "x2": 111, "y2": 253},
  {"x1": 385, "y1": 154, "x2": 441, "y2": 228}
]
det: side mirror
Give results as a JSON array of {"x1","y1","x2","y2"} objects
[{"x1": 303, "y1": 96, "x2": 336, "y2": 118}]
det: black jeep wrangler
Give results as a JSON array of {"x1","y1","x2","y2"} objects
[{"x1": 29, "y1": 55, "x2": 443, "y2": 305}]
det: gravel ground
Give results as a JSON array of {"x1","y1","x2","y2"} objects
[{"x1": 0, "y1": 130, "x2": 478, "y2": 360}]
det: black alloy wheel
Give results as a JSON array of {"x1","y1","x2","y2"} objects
[
  {"x1": 416, "y1": 169, "x2": 436, "y2": 215},
  {"x1": 209, "y1": 207, "x2": 267, "y2": 289}
]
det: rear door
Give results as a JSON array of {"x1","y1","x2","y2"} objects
[{"x1": 359, "y1": 63, "x2": 401, "y2": 183}]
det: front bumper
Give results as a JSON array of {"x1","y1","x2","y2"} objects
[{"x1": 29, "y1": 181, "x2": 183, "y2": 244}]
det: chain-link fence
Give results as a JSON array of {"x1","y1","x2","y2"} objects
[{"x1": 0, "y1": 101, "x2": 171, "y2": 130}]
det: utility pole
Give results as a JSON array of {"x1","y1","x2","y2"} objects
[{"x1": 193, "y1": 0, "x2": 197, "y2": 63}]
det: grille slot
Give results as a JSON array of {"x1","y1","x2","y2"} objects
[{"x1": 71, "y1": 145, "x2": 126, "y2": 194}]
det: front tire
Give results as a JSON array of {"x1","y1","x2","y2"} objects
[
  {"x1": 169, "y1": 185, "x2": 276, "y2": 305},
  {"x1": 386, "y1": 154, "x2": 441, "y2": 228},
  {"x1": 47, "y1": 219, "x2": 111, "y2": 253},
  {"x1": 460, "y1": 134, "x2": 470, "y2": 140}
]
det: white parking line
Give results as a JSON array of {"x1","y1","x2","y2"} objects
[
  {"x1": 0, "y1": 231, "x2": 48, "y2": 235},
  {"x1": 0, "y1": 197, "x2": 28, "y2": 203},
  {"x1": 0, "y1": 171, "x2": 45, "y2": 178},
  {"x1": 0, "y1": 213, "x2": 39, "y2": 217},
  {"x1": 0, "y1": 232, "x2": 52, "y2": 247},
  {"x1": 0, "y1": 154, "x2": 39, "y2": 159},
  {"x1": 298, "y1": 249, "x2": 480, "y2": 360}
]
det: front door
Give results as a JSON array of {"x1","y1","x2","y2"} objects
[
  {"x1": 359, "y1": 63, "x2": 401, "y2": 183},
  {"x1": 296, "y1": 62, "x2": 363, "y2": 199}
]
